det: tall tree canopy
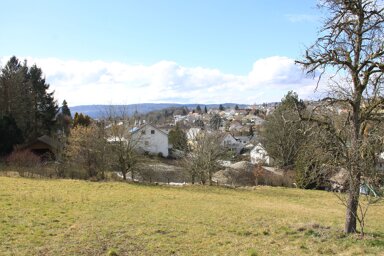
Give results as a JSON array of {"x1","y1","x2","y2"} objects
[
  {"x1": 168, "y1": 123, "x2": 188, "y2": 151},
  {"x1": 0, "y1": 116, "x2": 24, "y2": 155},
  {"x1": 57, "y1": 100, "x2": 72, "y2": 136},
  {"x1": 196, "y1": 105, "x2": 202, "y2": 113},
  {"x1": 297, "y1": 0, "x2": 384, "y2": 234},
  {"x1": 210, "y1": 114, "x2": 222, "y2": 131},
  {"x1": 73, "y1": 112, "x2": 92, "y2": 127},
  {"x1": 261, "y1": 91, "x2": 308, "y2": 168},
  {"x1": 0, "y1": 56, "x2": 58, "y2": 150}
]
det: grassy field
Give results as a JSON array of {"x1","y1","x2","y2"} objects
[{"x1": 0, "y1": 177, "x2": 384, "y2": 255}]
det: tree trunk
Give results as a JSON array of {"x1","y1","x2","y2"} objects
[
  {"x1": 344, "y1": 180, "x2": 360, "y2": 233},
  {"x1": 122, "y1": 171, "x2": 126, "y2": 180}
]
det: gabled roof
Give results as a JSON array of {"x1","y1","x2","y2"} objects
[
  {"x1": 21, "y1": 135, "x2": 61, "y2": 152},
  {"x1": 132, "y1": 123, "x2": 168, "y2": 137},
  {"x1": 36, "y1": 135, "x2": 60, "y2": 150}
]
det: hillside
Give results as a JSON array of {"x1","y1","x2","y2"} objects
[
  {"x1": 69, "y1": 103, "x2": 248, "y2": 119},
  {"x1": 1, "y1": 177, "x2": 383, "y2": 255}
]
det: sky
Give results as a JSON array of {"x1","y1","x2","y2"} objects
[{"x1": 0, "y1": 0, "x2": 326, "y2": 106}]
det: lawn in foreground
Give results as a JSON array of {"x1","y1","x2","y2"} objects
[{"x1": 0, "y1": 177, "x2": 383, "y2": 255}]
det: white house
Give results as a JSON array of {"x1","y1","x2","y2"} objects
[
  {"x1": 131, "y1": 124, "x2": 170, "y2": 157},
  {"x1": 250, "y1": 143, "x2": 273, "y2": 165}
]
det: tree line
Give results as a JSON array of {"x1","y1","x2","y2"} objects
[{"x1": 0, "y1": 56, "x2": 72, "y2": 156}]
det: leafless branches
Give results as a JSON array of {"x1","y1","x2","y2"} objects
[{"x1": 296, "y1": 0, "x2": 384, "y2": 234}]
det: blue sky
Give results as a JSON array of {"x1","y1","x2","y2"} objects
[{"x1": 0, "y1": 0, "x2": 324, "y2": 106}]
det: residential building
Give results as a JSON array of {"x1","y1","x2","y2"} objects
[{"x1": 131, "y1": 124, "x2": 170, "y2": 157}]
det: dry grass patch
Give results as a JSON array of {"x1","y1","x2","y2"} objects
[{"x1": 0, "y1": 177, "x2": 383, "y2": 255}]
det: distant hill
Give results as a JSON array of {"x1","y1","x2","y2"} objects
[{"x1": 69, "y1": 103, "x2": 248, "y2": 119}]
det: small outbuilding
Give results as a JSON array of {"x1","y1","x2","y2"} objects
[{"x1": 22, "y1": 135, "x2": 60, "y2": 160}]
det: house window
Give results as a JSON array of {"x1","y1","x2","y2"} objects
[{"x1": 151, "y1": 130, "x2": 155, "y2": 134}]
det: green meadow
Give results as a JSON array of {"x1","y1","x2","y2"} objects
[{"x1": 1, "y1": 177, "x2": 383, "y2": 255}]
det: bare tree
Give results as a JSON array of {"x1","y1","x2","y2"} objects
[
  {"x1": 64, "y1": 124, "x2": 110, "y2": 179},
  {"x1": 184, "y1": 131, "x2": 225, "y2": 185},
  {"x1": 103, "y1": 105, "x2": 142, "y2": 181},
  {"x1": 297, "y1": 0, "x2": 384, "y2": 234}
]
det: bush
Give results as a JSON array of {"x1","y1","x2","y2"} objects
[
  {"x1": 7, "y1": 150, "x2": 41, "y2": 177},
  {"x1": 253, "y1": 165, "x2": 294, "y2": 187}
]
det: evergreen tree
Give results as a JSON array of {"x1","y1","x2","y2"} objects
[
  {"x1": 57, "y1": 100, "x2": 72, "y2": 136},
  {"x1": 204, "y1": 106, "x2": 208, "y2": 114},
  {"x1": 0, "y1": 57, "x2": 30, "y2": 138},
  {"x1": 261, "y1": 91, "x2": 307, "y2": 167},
  {"x1": 196, "y1": 105, "x2": 202, "y2": 113},
  {"x1": 61, "y1": 100, "x2": 71, "y2": 117},
  {"x1": 0, "y1": 116, "x2": 24, "y2": 155},
  {"x1": 73, "y1": 112, "x2": 79, "y2": 126},
  {"x1": 28, "y1": 64, "x2": 58, "y2": 138},
  {"x1": 73, "y1": 112, "x2": 92, "y2": 127},
  {"x1": 210, "y1": 114, "x2": 222, "y2": 131},
  {"x1": 168, "y1": 124, "x2": 188, "y2": 151},
  {"x1": 235, "y1": 104, "x2": 239, "y2": 110},
  {"x1": 219, "y1": 104, "x2": 225, "y2": 111},
  {"x1": 0, "y1": 56, "x2": 58, "y2": 142}
]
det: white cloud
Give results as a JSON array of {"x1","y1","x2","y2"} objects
[{"x1": 0, "y1": 56, "x2": 323, "y2": 106}]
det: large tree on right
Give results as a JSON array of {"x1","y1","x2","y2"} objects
[{"x1": 297, "y1": 0, "x2": 384, "y2": 234}]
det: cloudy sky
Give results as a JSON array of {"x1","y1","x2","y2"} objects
[{"x1": 0, "y1": 0, "x2": 325, "y2": 106}]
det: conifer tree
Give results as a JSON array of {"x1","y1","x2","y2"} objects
[
  {"x1": 0, "y1": 116, "x2": 23, "y2": 155},
  {"x1": 57, "y1": 100, "x2": 72, "y2": 136},
  {"x1": 61, "y1": 100, "x2": 71, "y2": 118},
  {"x1": 169, "y1": 123, "x2": 188, "y2": 151},
  {"x1": 210, "y1": 114, "x2": 222, "y2": 131},
  {"x1": 0, "y1": 56, "x2": 58, "y2": 142},
  {"x1": 73, "y1": 112, "x2": 92, "y2": 127},
  {"x1": 29, "y1": 64, "x2": 58, "y2": 138},
  {"x1": 196, "y1": 105, "x2": 202, "y2": 113}
]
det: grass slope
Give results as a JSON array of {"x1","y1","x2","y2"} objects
[{"x1": 0, "y1": 177, "x2": 383, "y2": 255}]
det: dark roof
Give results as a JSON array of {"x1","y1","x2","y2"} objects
[
  {"x1": 36, "y1": 135, "x2": 60, "y2": 150},
  {"x1": 22, "y1": 135, "x2": 60, "y2": 150}
]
